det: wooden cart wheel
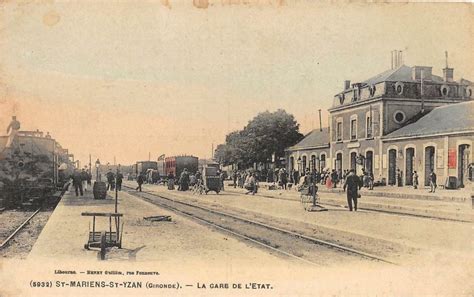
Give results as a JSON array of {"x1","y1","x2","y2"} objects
[{"x1": 100, "y1": 231, "x2": 106, "y2": 260}]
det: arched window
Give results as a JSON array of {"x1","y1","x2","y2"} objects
[
  {"x1": 310, "y1": 155, "x2": 316, "y2": 171},
  {"x1": 320, "y1": 154, "x2": 326, "y2": 171}
]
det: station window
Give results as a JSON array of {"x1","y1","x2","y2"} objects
[
  {"x1": 350, "y1": 119, "x2": 357, "y2": 140},
  {"x1": 320, "y1": 154, "x2": 326, "y2": 170},
  {"x1": 366, "y1": 116, "x2": 372, "y2": 138},
  {"x1": 393, "y1": 111, "x2": 406, "y2": 124},
  {"x1": 336, "y1": 121, "x2": 343, "y2": 141}
]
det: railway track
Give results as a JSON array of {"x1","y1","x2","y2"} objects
[
  {"x1": 0, "y1": 208, "x2": 41, "y2": 249},
  {"x1": 123, "y1": 185, "x2": 397, "y2": 266}
]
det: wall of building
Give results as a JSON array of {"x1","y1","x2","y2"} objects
[
  {"x1": 383, "y1": 101, "x2": 442, "y2": 135},
  {"x1": 382, "y1": 134, "x2": 473, "y2": 187},
  {"x1": 287, "y1": 146, "x2": 330, "y2": 173},
  {"x1": 330, "y1": 103, "x2": 382, "y2": 142}
]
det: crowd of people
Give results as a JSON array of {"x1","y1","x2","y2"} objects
[{"x1": 70, "y1": 163, "x2": 439, "y2": 213}]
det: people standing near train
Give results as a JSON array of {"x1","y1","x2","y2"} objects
[
  {"x1": 239, "y1": 171, "x2": 245, "y2": 188},
  {"x1": 429, "y1": 170, "x2": 437, "y2": 193},
  {"x1": 136, "y1": 172, "x2": 145, "y2": 192},
  {"x1": 195, "y1": 170, "x2": 202, "y2": 184},
  {"x1": 106, "y1": 169, "x2": 115, "y2": 191},
  {"x1": 232, "y1": 170, "x2": 238, "y2": 188},
  {"x1": 71, "y1": 169, "x2": 84, "y2": 197},
  {"x1": 396, "y1": 168, "x2": 403, "y2": 187},
  {"x1": 80, "y1": 168, "x2": 89, "y2": 191},
  {"x1": 244, "y1": 172, "x2": 256, "y2": 195},
  {"x1": 413, "y1": 171, "x2": 419, "y2": 189},
  {"x1": 116, "y1": 170, "x2": 123, "y2": 191},
  {"x1": 279, "y1": 168, "x2": 288, "y2": 190},
  {"x1": 179, "y1": 168, "x2": 190, "y2": 191},
  {"x1": 87, "y1": 169, "x2": 92, "y2": 187},
  {"x1": 325, "y1": 171, "x2": 333, "y2": 189},
  {"x1": 167, "y1": 171, "x2": 175, "y2": 190},
  {"x1": 331, "y1": 169, "x2": 338, "y2": 188},
  {"x1": 343, "y1": 169, "x2": 362, "y2": 211},
  {"x1": 292, "y1": 170, "x2": 299, "y2": 186},
  {"x1": 219, "y1": 170, "x2": 226, "y2": 191},
  {"x1": 368, "y1": 172, "x2": 374, "y2": 190}
]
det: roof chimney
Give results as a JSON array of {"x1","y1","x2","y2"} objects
[
  {"x1": 344, "y1": 80, "x2": 351, "y2": 90},
  {"x1": 443, "y1": 51, "x2": 454, "y2": 82}
]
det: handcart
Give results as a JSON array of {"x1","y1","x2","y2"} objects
[
  {"x1": 81, "y1": 212, "x2": 124, "y2": 260},
  {"x1": 298, "y1": 184, "x2": 327, "y2": 212}
]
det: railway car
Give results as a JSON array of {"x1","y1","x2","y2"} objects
[
  {"x1": 0, "y1": 130, "x2": 75, "y2": 209},
  {"x1": 135, "y1": 161, "x2": 158, "y2": 176},
  {"x1": 157, "y1": 160, "x2": 166, "y2": 178},
  {"x1": 165, "y1": 156, "x2": 198, "y2": 178}
]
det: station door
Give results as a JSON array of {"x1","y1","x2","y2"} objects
[
  {"x1": 388, "y1": 149, "x2": 397, "y2": 185},
  {"x1": 424, "y1": 146, "x2": 435, "y2": 186},
  {"x1": 405, "y1": 148, "x2": 415, "y2": 185}
]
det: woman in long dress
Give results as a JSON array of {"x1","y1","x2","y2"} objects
[{"x1": 167, "y1": 172, "x2": 175, "y2": 190}]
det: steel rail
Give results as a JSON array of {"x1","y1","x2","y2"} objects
[
  {"x1": 131, "y1": 191, "x2": 320, "y2": 266},
  {"x1": 0, "y1": 208, "x2": 41, "y2": 249},
  {"x1": 124, "y1": 185, "x2": 397, "y2": 265}
]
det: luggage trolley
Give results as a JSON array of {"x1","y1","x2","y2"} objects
[{"x1": 81, "y1": 212, "x2": 124, "y2": 260}]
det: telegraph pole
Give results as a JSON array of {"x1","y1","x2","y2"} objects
[{"x1": 318, "y1": 109, "x2": 322, "y2": 132}]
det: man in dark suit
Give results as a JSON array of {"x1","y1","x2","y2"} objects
[
  {"x1": 343, "y1": 169, "x2": 362, "y2": 211},
  {"x1": 71, "y1": 170, "x2": 83, "y2": 197}
]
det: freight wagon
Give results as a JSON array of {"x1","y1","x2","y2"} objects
[
  {"x1": 161, "y1": 156, "x2": 198, "y2": 178},
  {"x1": 135, "y1": 161, "x2": 158, "y2": 175}
]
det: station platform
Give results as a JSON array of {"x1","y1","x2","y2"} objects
[
  {"x1": 27, "y1": 183, "x2": 287, "y2": 266},
  {"x1": 258, "y1": 181, "x2": 472, "y2": 202},
  {"x1": 225, "y1": 182, "x2": 473, "y2": 222}
]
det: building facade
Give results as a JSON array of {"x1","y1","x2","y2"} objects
[{"x1": 286, "y1": 62, "x2": 473, "y2": 187}]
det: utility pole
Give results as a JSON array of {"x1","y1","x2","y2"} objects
[
  {"x1": 318, "y1": 109, "x2": 322, "y2": 132},
  {"x1": 89, "y1": 154, "x2": 92, "y2": 176},
  {"x1": 211, "y1": 143, "x2": 214, "y2": 160},
  {"x1": 421, "y1": 69, "x2": 425, "y2": 113}
]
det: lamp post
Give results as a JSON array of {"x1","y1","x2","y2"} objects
[{"x1": 95, "y1": 159, "x2": 101, "y2": 181}]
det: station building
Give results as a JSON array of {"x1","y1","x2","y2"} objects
[{"x1": 286, "y1": 60, "x2": 474, "y2": 187}]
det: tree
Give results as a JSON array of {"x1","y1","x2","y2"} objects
[
  {"x1": 215, "y1": 109, "x2": 303, "y2": 168},
  {"x1": 243, "y1": 109, "x2": 303, "y2": 164}
]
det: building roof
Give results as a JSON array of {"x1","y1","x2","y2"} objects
[
  {"x1": 287, "y1": 129, "x2": 330, "y2": 150},
  {"x1": 384, "y1": 101, "x2": 474, "y2": 139},
  {"x1": 362, "y1": 65, "x2": 444, "y2": 85}
]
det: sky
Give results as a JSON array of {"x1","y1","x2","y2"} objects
[{"x1": 0, "y1": 1, "x2": 473, "y2": 166}]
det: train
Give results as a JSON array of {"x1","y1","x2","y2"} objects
[
  {"x1": 0, "y1": 130, "x2": 75, "y2": 209},
  {"x1": 134, "y1": 161, "x2": 158, "y2": 176},
  {"x1": 157, "y1": 156, "x2": 199, "y2": 179}
]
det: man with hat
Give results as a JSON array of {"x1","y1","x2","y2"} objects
[{"x1": 343, "y1": 169, "x2": 362, "y2": 211}]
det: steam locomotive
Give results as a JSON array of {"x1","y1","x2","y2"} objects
[{"x1": 0, "y1": 130, "x2": 75, "y2": 209}]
